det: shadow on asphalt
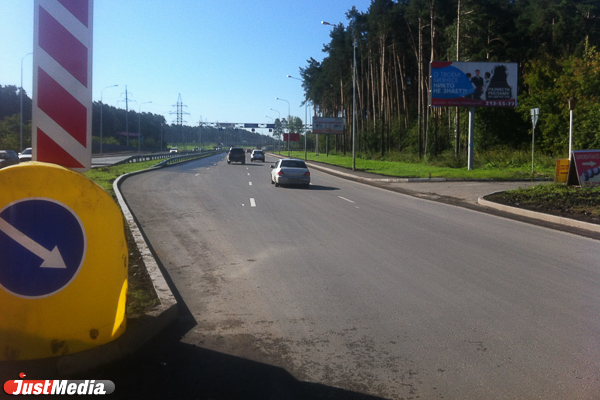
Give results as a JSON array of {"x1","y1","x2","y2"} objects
[
  {"x1": 62, "y1": 234, "x2": 387, "y2": 400},
  {"x1": 78, "y1": 315, "x2": 389, "y2": 400},
  {"x1": 276, "y1": 184, "x2": 339, "y2": 191}
]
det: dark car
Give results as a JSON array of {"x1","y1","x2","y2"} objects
[
  {"x1": 0, "y1": 150, "x2": 20, "y2": 169},
  {"x1": 227, "y1": 147, "x2": 246, "y2": 164}
]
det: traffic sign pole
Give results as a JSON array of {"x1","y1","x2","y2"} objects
[{"x1": 531, "y1": 108, "x2": 539, "y2": 174}]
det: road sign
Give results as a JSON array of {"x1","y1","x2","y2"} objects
[
  {"x1": 313, "y1": 117, "x2": 345, "y2": 134},
  {"x1": 0, "y1": 162, "x2": 128, "y2": 361},
  {"x1": 531, "y1": 108, "x2": 539, "y2": 128},
  {"x1": 0, "y1": 198, "x2": 86, "y2": 299},
  {"x1": 284, "y1": 133, "x2": 300, "y2": 142},
  {"x1": 32, "y1": 0, "x2": 93, "y2": 172}
]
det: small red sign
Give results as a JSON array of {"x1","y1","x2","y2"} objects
[{"x1": 284, "y1": 133, "x2": 300, "y2": 142}]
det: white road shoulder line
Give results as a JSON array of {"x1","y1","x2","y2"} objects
[
  {"x1": 338, "y1": 196, "x2": 355, "y2": 203},
  {"x1": 250, "y1": 198, "x2": 256, "y2": 207}
]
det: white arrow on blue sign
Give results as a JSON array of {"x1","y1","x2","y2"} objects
[{"x1": 0, "y1": 198, "x2": 86, "y2": 299}]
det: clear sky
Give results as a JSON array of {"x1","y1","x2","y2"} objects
[{"x1": 0, "y1": 0, "x2": 372, "y2": 135}]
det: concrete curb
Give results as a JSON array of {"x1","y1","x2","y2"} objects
[
  {"x1": 268, "y1": 153, "x2": 598, "y2": 234},
  {"x1": 0, "y1": 167, "x2": 180, "y2": 377},
  {"x1": 478, "y1": 192, "x2": 600, "y2": 233},
  {"x1": 57, "y1": 154, "x2": 227, "y2": 374}
]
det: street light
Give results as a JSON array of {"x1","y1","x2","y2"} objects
[
  {"x1": 100, "y1": 84, "x2": 118, "y2": 154},
  {"x1": 276, "y1": 97, "x2": 290, "y2": 157},
  {"x1": 20, "y1": 52, "x2": 32, "y2": 153},
  {"x1": 322, "y1": 20, "x2": 357, "y2": 170},
  {"x1": 138, "y1": 101, "x2": 152, "y2": 152},
  {"x1": 568, "y1": 97, "x2": 578, "y2": 160}
]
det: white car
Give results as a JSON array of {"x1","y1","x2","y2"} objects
[
  {"x1": 270, "y1": 158, "x2": 310, "y2": 188},
  {"x1": 251, "y1": 149, "x2": 265, "y2": 162},
  {"x1": 18, "y1": 147, "x2": 32, "y2": 161},
  {"x1": 169, "y1": 147, "x2": 178, "y2": 153}
]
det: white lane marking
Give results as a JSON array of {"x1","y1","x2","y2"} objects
[
  {"x1": 250, "y1": 198, "x2": 256, "y2": 207},
  {"x1": 249, "y1": 182, "x2": 253, "y2": 186},
  {"x1": 247, "y1": 173, "x2": 250, "y2": 176},
  {"x1": 195, "y1": 173, "x2": 200, "y2": 176},
  {"x1": 338, "y1": 196, "x2": 355, "y2": 204}
]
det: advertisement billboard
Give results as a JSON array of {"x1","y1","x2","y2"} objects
[
  {"x1": 313, "y1": 117, "x2": 344, "y2": 134},
  {"x1": 568, "y1": 150, "x2": 600, "y2": 187},
  {"x1": 430, "y1": 61, "x2": 518, "y2": 107}
]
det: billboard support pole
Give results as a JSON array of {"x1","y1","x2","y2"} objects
[{"x1": 467, "y1": 107, "x2": 475, "y2": 170}]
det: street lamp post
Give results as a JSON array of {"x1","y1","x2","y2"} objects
[
  {"x1": 270, "y1": 108, "x2": 281, "y2": 154},
  {"x1": 138, "y1": 101, "x2": 152, "y2": 152},
  {"x1": 20, "y1": 52, "x2": 33, "y2": 153},
  {"x1": 568, "y1": 97, "x2": 578, "y2": 161},
  {"x1": 276, "y1": 98, "x2": 290, "y2": 157},
  {"x1": 100, "y1": 84, "x2": 118, "y2": 154}
]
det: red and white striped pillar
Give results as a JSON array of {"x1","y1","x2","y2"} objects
[{"x1": 32, "y1": 0, "x2": 93, "y2": 172}]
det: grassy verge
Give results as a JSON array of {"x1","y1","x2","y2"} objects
[
  {"x1": 84, "y1": 160, "x2": 162, "y2": 317},
  {"x1": 279, "y1": 150, "x2": 554, "y2": 180},
  {"x1": 492, "y1": 183, "x2": 600, "y2": 218}
]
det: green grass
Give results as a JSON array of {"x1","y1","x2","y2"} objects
[
  {"x1": 500, "y1": 183, "x2": 600, "y2": 215},
  {"x1": 83, "y1": 160, "x2": 160, "y2": 195},
  {"x1": 84, "y1": 160, "x2": 162, "y2": 316},
  {"x1": 281, "y1": 151, "x2": 554, "y2": 180}
]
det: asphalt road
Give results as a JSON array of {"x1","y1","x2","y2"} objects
[{"x1": 111, "y1": 152, "x2": 600, "y2": 399}]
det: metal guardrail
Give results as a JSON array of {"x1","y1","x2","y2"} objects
[
  {"x1": 153, "y1": 150, "x2": 222, "y2": 167},
  {"x1": 111, "y1": 150, "x2": 222, "y2": 167}
]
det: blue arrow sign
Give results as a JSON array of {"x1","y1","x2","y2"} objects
[{"x1": 0, "y1": 198, "x2": 86, "y2": 298}]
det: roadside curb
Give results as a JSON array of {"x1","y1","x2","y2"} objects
[
  {"x1": 268, "y1": 153, "x2": 598, "y2": 234},
  {"x1": 478, "y1": 192, "x2": 600, "y2": 233},
  {"x1": 0, "y1": 166, "x2": 180, "y2": 378}
]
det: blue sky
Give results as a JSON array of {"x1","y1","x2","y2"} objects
[{"x1": 0, "y1": 0, "x2": 372, "y2": 135}]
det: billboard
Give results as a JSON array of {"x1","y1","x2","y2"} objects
[
  {"x1": 430, "y1": 61, "x2": 518, "y2": 107},
  {"x1": 313, "y1": 117, "x2": 344, "y2": 134},
  {"x1": 567, "y1": 150, "x2": 600, "y2": 187}
]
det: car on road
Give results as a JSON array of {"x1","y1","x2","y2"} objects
[
  {"x1": 270, "y1": 158, "x2": 310, "y2": 188},
  {"x1": 18, "y1": 147, "x2": 32, "y2": 161},
  {"x1": 227, "y1": 147, "x2": 246, "y2": 164},
  {"x1": 246, "y1": 148, "x2": 252, "y2": 153},
  {"x1": 0, "y1": 150, "x2": 20, "y2": 169},
  {"x1": 169, "y1": 147, "x2": 178, "y2": 153},
  {"x1": 250, "y1": 149, "x2": 265, "y2": 162}
]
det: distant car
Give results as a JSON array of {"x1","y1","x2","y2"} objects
[
  {"x1": 169, "y1": 147, "x2": 178, "y2": 153},
  {"x1": 227, "y1": 147, "x2": 246, "y2": 164},
  {"x1": 246, "y1": 148, "x2": 252, "y2": 153},
  {"x1": 0, "y1": 150, "x2": 20, "y2": 169},
  {"x1": 270, "y1": 158, "x2": 310, "y2": 188},
  {"x1": 18, "y1": 147, "x2": 32, "y2": 161},
  {"x1": 250, "y1": 149, "x2": 265, "y2": 162}
]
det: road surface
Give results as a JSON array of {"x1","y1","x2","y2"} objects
[{"x1": 114, "y1": 152, "x2": 600, "y2": 399}]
